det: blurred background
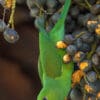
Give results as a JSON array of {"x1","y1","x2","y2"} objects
[{"x1": 0, "y1": 0, "x2": 41, "y2": 100}]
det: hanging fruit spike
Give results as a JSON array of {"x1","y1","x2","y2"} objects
[
  {"x1": 5, "y1": 0, "x2": 12, "y2": 9},
  {"x1": 7, "y1": 0, "x2": 16, "y2": 29}
]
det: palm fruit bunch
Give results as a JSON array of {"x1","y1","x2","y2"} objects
[
  {"x1": 26, "y1": 0, "x2": 66, "y2": 31},
  {"x1": 26, "y1": 0, "x2": 100, "y2": 100},
  {"x1": 64, "y1": 1, "x2": 100, "y2": 100},
  {"x1": 0, "y1": 0, "x2": 19, "y2": 43}
]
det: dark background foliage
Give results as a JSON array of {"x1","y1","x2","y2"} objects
[{"x1": 0, "y1": 1, "x2": 41, "y2": 100}]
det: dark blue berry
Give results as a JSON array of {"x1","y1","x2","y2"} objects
[
  {"x1": 51, "y1": 13, "x2": 60, "y2": 24},
  {"x1": 92, "y1": 53, "x2": 99, "y2": 66},
  {"x1": 81, "y1": 31, "x2": 94, "y2": 43},
  {"x1": 26, "y1": 0, "x2": 35, "y2": 9},
  {"x1": 89, "y1": 80, "x2": 100, "y2": 93},
  {"x1": 66, "y1": 45, "x2": 77, "y2": 56},
  {"x1": 86, "y1": 71, "x2": 97, "y2": 82},
  {"x1": 96, "y1": 46, "x2": 100, "y2": 56},
  {"x1": 74, "y1": 38, "x2": 83, "y2": 49},
  {"x1": 3, "y1": 28, "x2": 19, "y2": 43},
  {"x1": 70, "y1": 87, "x2": 83, "y2": 100},
  {"x1": 90, "y1": 4, "x2": 100, "y2": 15},
  {"x1": 70, "y1": 6, "x2": 80, "y2": 19},
  {"x1": 79, "y1": 60, "x2": 92, "y2": 72},
  {"x1": 30, "y1": 7, "x2": 39, "y2": 18},
  {"x1": 0, "y1": 19, "x2": 6, "y2": 32},
  {"x1": 58, "y1": 0, "x2": 65, "y2": 4},
  {"x1": 64, "y1": 34, "x2": 75, "y2": 44},
  {"x1": 34, "y1": 16, "x2": 45, "y2": 29},
  {"x1": 46, "y1": 0, "x2": 57, "y2": 8},
  {"x1": 80, "y1": 43, "x2": 91, "y2": 52}
]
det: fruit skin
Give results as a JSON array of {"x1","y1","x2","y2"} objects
[
  {"x1": 79, "y1": 60, "x2": 92, "y2": 72},
  {"x1": 34, "y1": 16, "x2": 45, "y2": 29},
  {"x1": 66, "y1": 15, "x2": 72, "y2": 24},
  {"x1": 0, "y1": 0, "x2": 5, "y2": 7},
  {"x1": 47, "y1": 8, "x2": 56, "y2": 14},
  {"x1": 73, "y1": 51, "x2": 86, "y2": 63},
  {"x1": 70, "y1": 6, "x2": 79, "y2": 19},
  {"x1": 88, "y1": 0, "x2": 96, "y2": 5},
  {"x1": 30, "y1": 7, "x2": 39, "y2": 18},
  {"x1": 80, "y1": 43, "x2": 91, "y2": 53},
  {"x1": 89, "y1": 80, "x2": 100, "y2": 93},
  {"x1": 74, "y1": 38, "x2": 83, "y2": 50},
  {"x1": 35, "y1": 0, "x2": 46, "y2": 6},
  {"x1": 90, "y1": 4, "x2": 100, "y2": 15},
  {"x1": 86, "y1": 71, "x2": 97, "y2": 82},
  {"x1": 58, "y1": 0, "x2": 65, "y2": 4},
  {"x1": 51, "y1": 13, "x2": 60, "y2": 24},
  {"x1": 66, "y1": 45, "x2": 77, "y2": 56},
  {"x1": 26, "y1": 0, "x2": 36, "y2": 9},
  {"x1": 70, "y1": 87, "x2": 83, "y2": 100},
  {"x1": 96, "y1": 46, "x2": 100, "y2": 56},
  {"x1": 78, "y1": 14, "x2": 95, "y2": 26},
  {"x1": 64, "y1": 34, "x2": 75, "y2": 44},
  {"x1": 0, "y1": 19, "x2": 6, "y2": 32},
  {"x1": 86, "y1": 20, "x2": 97, "y2": 33},
  {"x1": 80, "y1": 31, "x2": 94, "y2": 44},
  {"x1": 3, "y1": 28, "x2": 19, "y2": 43},
  {"x1": 92, "y1": 53, "x2": 99, "y2": 66},
  {"x1": 46, "y1": 23, "x2": 53, "y2": 32},
  {"x1": 46, "y1": 0, "x2": 57, "y2": 9}
]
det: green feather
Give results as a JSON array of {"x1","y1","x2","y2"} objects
[
  {"x1": 50, "y1": 0, "x2": 71, "y2": 43},
  {"x1": 37, "y1": 0, "x2": 74, "y2": 100},
  {"x1": 39, "y1": 31, "x2": 62, "y2": 79},
  {"x1": 38, "y1": 57, "x2": 43, "y2": 83}
]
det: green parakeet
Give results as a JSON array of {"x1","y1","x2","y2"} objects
[{"x1": 37, "y1": 0, "x2": 74, "y2": 100}]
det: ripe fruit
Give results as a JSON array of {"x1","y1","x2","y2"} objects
[
  {"x1": 0, "y1": 19, "x2": 6, "y2": 32},
  {"x1": 30, "y1": 7, "x2": 39, "y2": 18},
  {"x1": 96, "y1": 46, "x2": 100, "y2": 56},
  {"x1": 86, "y1": 71, "x2": 97, "y2": 82},
  {"x1": 64, "y1": 34, "x2": 75, "y2": 44},
  {"x1": 92, "y1": 53, "x2": 99, "y2": 66},
  {"x1": 79, "y1": 60, "x2": 92, "y2": 72},
  {"x1": 66, "y1": 45, "x2": 77, "y2": 56},
  {"x1": 46, "y1": 0, "x2": 57, "y2": 9},
  {"x1": 3, "y1": 28, "x2": 19, "y2": 43},
  {"x1": 70, "y1": 87, "x2": 83, "y2": 100}
]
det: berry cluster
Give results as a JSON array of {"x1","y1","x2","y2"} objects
[
  {"x1": 63, "y1": 1, "x2": 100, "y2": 100},
  {"x1": 26, "y1": 0, "x2": 66, "y2": 31},
  {"x1": 26, "y1": 0, "x2": 100, "y2": 100},
  {"x1": 0, "y1": 0, "x2": 19, "y2": 43}
]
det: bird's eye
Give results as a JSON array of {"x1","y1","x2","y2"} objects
[{"x1": 43, "y1": 97, "x2": 48, "y2": 100}]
